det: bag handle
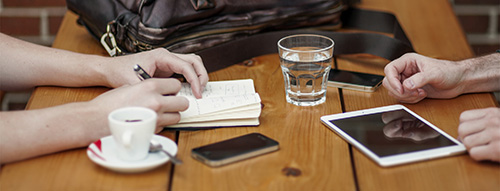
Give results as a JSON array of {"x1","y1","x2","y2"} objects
[{"x1": 196, "y1": 8, "x2": 414, "y2": 73}]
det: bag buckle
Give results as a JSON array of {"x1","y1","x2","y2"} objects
[{"x1": 100, "y1": 21, "x2": 123, "y2": 57}]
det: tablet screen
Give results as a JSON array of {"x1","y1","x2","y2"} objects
[{"x1": 328, "y1": 109, "x2": 457, "y2": 157}]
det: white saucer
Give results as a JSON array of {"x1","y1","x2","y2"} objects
[{"x1": 87, "y1": 135, "x2": 178, "y2": 173}]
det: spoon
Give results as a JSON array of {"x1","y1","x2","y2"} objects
[{"x1": 149, "y1": 140, "x2": 183, "y2": 165}]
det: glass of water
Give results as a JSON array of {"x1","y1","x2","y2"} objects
[{"x1": 278, "y1": 34, "x2": 334, "y2": 106}]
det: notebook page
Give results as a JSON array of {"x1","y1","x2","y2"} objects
[
  {"x1": 180, "y1": 93, "x2": 261, "y2": 118},
  {"x1": 177, "y1": 79, "x2": 256, "y2": 98}
]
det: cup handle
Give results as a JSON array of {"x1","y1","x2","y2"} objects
[{"x1": 122, "y1": 131, "x2": 133, "y2": 148}]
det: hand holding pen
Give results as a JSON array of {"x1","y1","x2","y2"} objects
[
  {"x1": 129, "y1": 49, "x2": 208, "y2": 99},
  {"x1": 133, "y1": 64, "x2": 206, "y2": 98}
]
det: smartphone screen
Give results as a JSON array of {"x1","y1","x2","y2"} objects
[
  {"x1": 327, "y1": 69, "x2": 384, "y2": 92},
  {"x1": 191, "y1": 133, "x2": 279, "y2": 167}
]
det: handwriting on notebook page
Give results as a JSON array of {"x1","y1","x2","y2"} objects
[
  {"x1": 166, "y1": 79, "x2": 261, "y2": 128},
  {"x1": 181, "y1": 93, "x2": 261, "y2": 117},
  {"x1": 177, "y1": 79, "x2": 256, "y2": 98}
]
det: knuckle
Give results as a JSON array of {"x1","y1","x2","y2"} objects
[
  {"x1": 149, "y1": 48, "x2": 170, "y2": 59},
  {"x1": 402, "y1": 52, "x2": 419, "y2": 60},
  {"x1": 147, "y1": 99, "x2": 162, "y2": 112},
  {"x1": 154, "y1": 48, "x2": 169, "y2": 53},
  {"x1": 383, "y1": 64, "x2": 391, "y2": 72},
  {"x1": 189, "y1": 53, "x2": 201, "y2": 59},
  {"x1": 404, "y1": 52, "x2": 416, "y2": 57}
]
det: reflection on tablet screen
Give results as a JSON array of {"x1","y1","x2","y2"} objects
[{"x1": 329, "y1": 109, "x2": 456, "y2": 157}]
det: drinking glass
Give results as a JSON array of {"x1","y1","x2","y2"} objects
[{"x1": 278, "y1": 34, "x2": 334, "y2": 106}]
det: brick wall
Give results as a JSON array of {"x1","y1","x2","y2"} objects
[
  {"x1": 0, "y1": 0, "x2": 67, "y2": 110},
  {"x1": 0, "y1": 0, "x2": 67, "y2": 46},
  {"x1": 451, "y1": 0, "x2": 500, "y2": 56}
]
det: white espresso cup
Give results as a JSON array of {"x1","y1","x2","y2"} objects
[{"x1": 108, "y1": 107, "x2": 157, "y2": 161}]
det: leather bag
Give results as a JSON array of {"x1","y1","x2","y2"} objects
[
  {"x1": 66, "y1": 0, "x2": 414, "y2": 72},
  {"x1": 67, "y1": 0, "x2": 352, "y2": 55}
]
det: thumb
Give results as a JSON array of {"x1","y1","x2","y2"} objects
[{"x1": 402, "y1": 72, "x2": 430, "y2": 90}]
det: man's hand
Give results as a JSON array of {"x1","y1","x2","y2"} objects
[
  {"x1": 458, "y1": 107, "x2": 500, "y2": 162},
  {"x1": 383, "y1": 53, "x2": 466, "y2": 103}
]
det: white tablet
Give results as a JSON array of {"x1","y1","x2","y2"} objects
[{"x1": 320, "y1": 105, "x2": 466, "y2": 167}]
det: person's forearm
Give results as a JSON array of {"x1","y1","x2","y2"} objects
[
  {"x1": 460, "y1": 53, "x2": 500, "y2": 94},
  {"x1": 0, "y1": 33, "x2": 112, "y2": 91},
  {"x1": 0, "y1": 102, "x2": 108, "y2": 164}
]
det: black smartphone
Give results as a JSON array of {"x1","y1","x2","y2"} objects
[
  {"x1": 191, "y1": 133, "x2": 279, "y2": 167},
  {"x1": 327, "y1": 69, "x2": 384, "y2": 92}
]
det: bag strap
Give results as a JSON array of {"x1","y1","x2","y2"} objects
[{"x1": 196, "y1": 8, "x2": 414, "y2": 73}]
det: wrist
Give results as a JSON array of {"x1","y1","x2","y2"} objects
[
  {"x1": 71, "y1": 101, "x2": 111, "y2": 146},
  {"x1": 458, "y1": 54, "x2": 500, "y2": 94},
  {"x1": 63, "y1": 54, "x2": 112, "y2": 88},
  {"x1": 456, "y1": 58, "x2": 475, "y2": 94},
  {"x1": 101, "y1": 56, "x2": 140, "y2": 88},
  {"x1": 90, "y1": 56, "x2": 118, "y2": 88}
]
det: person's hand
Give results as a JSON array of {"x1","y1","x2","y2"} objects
[
  {"x1": 105, "y1": 48, "x2": 209, "y2": 98},
  {"x1": 381, "y1": 110, "x2": 440, "y2": 141},
  {"x1": 458, "y1": 107, "x2": 500, "y2": 162},
  {"x1": 383, "y1": 53, "x2": 466, "y2": 103},
  {"x1": 89, "y1": 78, "x2": 189, "y2": 132}
]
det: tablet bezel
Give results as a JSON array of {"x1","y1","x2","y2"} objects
[{"x1": 320, "y1": 104, "x2": 466, "y2": 167}]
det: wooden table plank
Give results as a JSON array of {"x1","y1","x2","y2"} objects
[
  {"x1": 1, "y1": 0, "x2": 498, "y2": 190},
  {"x1": 341, "y1": 0, "x2": 500, "y2": 191},
  {"x1": 171, "y1": 56, "x2": 354, "y2": 191}
]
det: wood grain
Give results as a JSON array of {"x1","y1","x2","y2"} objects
[
  {"x1": 171, "y1": 55, "x2": 354, "y2": 191},
  {"x1": 1, "y1": 0, "x2": 498, "y2": 190}
]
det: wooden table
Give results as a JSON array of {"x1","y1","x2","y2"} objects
[{"x1": 1, "y1": 0, "x2": 499, "y2": 190}]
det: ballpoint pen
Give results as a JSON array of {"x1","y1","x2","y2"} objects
[
  {"x1": 134, "y1": 64, "x2": 178, "y2": 96},
  {"x1": 133, "y1": 64, "x2": 152, "y2": 81}
]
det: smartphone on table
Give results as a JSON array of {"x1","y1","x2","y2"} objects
[
  {"x1": 191, "y1": 133, "x2": 279, "y2": 167},
  {"x1": 327, "y1": 69, "x2": 384, "y2": 92}
]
